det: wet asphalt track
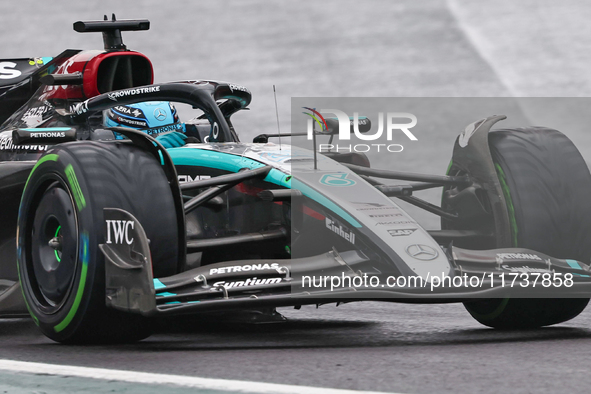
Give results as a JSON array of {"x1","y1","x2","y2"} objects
[
  {"x1": 2, "y1": 0, "x2": 591, "y2": 393},
  {"x1": 2, "y1": 303, "x2": 591, "y2": 393}
]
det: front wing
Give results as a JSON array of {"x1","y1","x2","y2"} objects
[{"x1": 100, "y1": 208, "x2": 591, "y2": 316}]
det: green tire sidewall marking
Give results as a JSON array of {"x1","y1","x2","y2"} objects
[
  {"x1": 54, "y1": 226, "x2": 61, "y2": 262},
  {"x1": 18, "y1": 153, "x2": 90, "y2": 333},
  {"x1": 65, "y1": 164, "x2": 86, "y2": 211},
  {"x1": 445, "y1": 159, "x2": 453, "y2": 175},
  {"x1": 480, "y1": 162, "x2": 520, "y2": 320},
  {"x1": 17, "y1": 153, "x2": 60, "y2": 326},
  {"x1": 23, "y1": 153, "x2": 59, "y2": 191},
  {"x1": 495, "y1": 163, "x2": 518, "y2": 248},
  {"x1": 54, "y1": 231, "x2": 89, "y2": 333}
]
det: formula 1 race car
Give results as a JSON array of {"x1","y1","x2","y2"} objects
[{"x1": 2, "y1": 17, "x2": 591, "y2": 343}]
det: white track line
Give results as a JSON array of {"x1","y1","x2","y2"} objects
[
  {"x1": 0, "y1": 359, "x2": 401, "y2": 394},
  {"x1": 446, "y1": 0, "x2": 519, "y2": 97}
]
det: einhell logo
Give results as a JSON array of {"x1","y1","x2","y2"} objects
[
  {"x1": 303, "y1": 108, "x2": 417, "y2": 153},
  {"x1": 326, "y1": 217, "x2": 356, "y2": 244}
]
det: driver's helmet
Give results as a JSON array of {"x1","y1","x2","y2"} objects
[{"x1": 104, "y1": 101, "x2": 184, "y2": 139}]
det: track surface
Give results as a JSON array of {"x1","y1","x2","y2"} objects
[
  {"x1": 2, "y1": 303, "x2": 591, "y2": 393},
  {"x1": 2, "y1": 1, "x2": 591, "y2": 393}
]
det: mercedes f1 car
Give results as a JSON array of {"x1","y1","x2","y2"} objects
[{"x1": 2, "y1": 17, "x2": 591, "y2": 343}]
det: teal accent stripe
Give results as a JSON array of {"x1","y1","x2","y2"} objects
[
  {"x1": 566, "y1": 259, "x2": 582, "y2": 269},
  {"x1": 153, "y1": 279, "x2": 166, "y2": 290},
  {"x1": 165, "y1": 301, "x2": 181, "y2": 305},
  {"x1": 22, "y1": 127, "x2": 72, "y2": 131},
  {"x1": 292, "y1": 179, "x2": 361, "y2": 228},
  {"x1": 168, "y1": 148, "x2": 360, "y2": 227},
  {"x1": 156, "y1": 292, "x2": 176, "y2": 297},
  {"x1": 170, "y1": 149, "x2": 292, "y2": 187},
  {"x1": 566, "y1": 259, "x2": 590, "y2": 277},
  {"x1": 266, "y1": 168, "x2": 291, "y2": 187},
  {"x1": 169, "y1": 149, "x2": 266, "y2": 172}
]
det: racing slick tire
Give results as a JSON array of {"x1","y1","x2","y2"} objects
[
  {"x1": 17, "y1": 141, "x2": 179, "y2": 343},
  {"x1": 447, "y1": 127, "x2": 591, "y2": 329}
]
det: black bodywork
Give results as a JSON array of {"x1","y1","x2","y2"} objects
[{"x1": 2, "y1": 17, "x2": 591, "y2": 326}]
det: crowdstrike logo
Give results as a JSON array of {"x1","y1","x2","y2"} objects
[
  {"x1": 117, "y1": 117, "x2": 148, "y2": 127},
  {"x1": 302, "y1": 107, "x2": 418, "y2": 153},
  {"x1": 107, "y1": 86, "x2": 161, "y2": 101}
]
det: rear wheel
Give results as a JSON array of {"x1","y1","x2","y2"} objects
[
  {"x1": 18, "y1": 141, "x2": 180, "y2": 343},
  {"x1": 444, "y1": 127, "x2": 591, "y2": 329}
]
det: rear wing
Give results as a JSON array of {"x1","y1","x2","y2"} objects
[{"x1": 0, "y1": 50, "x2": 79, "y2": 125}]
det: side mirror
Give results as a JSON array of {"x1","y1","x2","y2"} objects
[
  {"x1": 13, "y1": 127, "x2": 77, "y2": 144},
  {"x1": 322, "y1": 117, "x2": 372, "y2": 135}
]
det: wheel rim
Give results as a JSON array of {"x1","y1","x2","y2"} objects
[{"x1": 29, "y1": 180, "x2": 79, "y2": 314}]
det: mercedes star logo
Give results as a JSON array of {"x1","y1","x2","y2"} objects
[
  {"x1": 405, "y1": 244, "x2": 438, "y2": 261},
  {"x1": 154, "y1": 108, "x2": 167, "y2": 121}
]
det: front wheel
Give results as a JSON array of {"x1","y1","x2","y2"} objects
[
  {"x1": 444, "y1": 127, "x2": 591, "y2": 329},
  {"x1": 18, "y1": 141, "x2": 180, "y2": 343}
]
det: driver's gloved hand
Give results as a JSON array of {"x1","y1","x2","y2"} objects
[{"x1": 156, "y1": 131, "x2": 187, "y2": 149}]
